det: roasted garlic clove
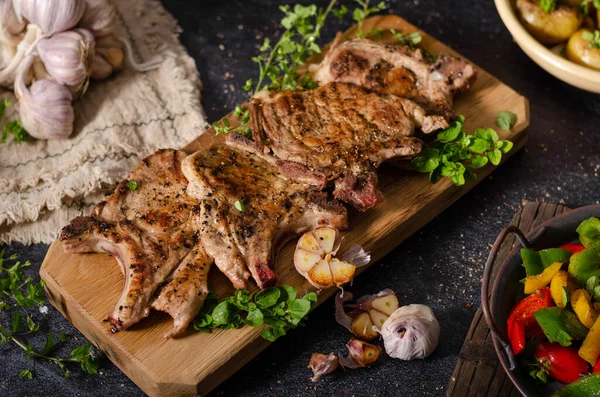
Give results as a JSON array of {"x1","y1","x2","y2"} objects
[
  {"x1": 350, "y1": 312, "x2": 378, "y2": 340},
  {"x1": 294, "y1": 227, "x2": 356, "y2": 289},
  {"x1": 308, "y1": 352, "x2": 339, "y2": 382}
]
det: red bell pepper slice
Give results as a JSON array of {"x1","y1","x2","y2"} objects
[
  {"x1": 560, "y1": 243, "x2": 585, "y2": 256},
  {"x1": 507, "y1": 287, "x2": 554, "y2": 355},
  {"x1": 593, "y1": 360, "x2": 600, "y2": 374}
]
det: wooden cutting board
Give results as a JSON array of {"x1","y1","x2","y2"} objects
[{"x1": 40, "y1": 15, "x2": 530, "y2": 397}]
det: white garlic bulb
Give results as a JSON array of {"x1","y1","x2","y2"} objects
[
  {"x1": 38, "y1": 28, "x2": 94, "y2": 91},
  {"x1": 0, "y1": 0, "x2": 26, "y2": 36},
  {"x1": 79, "y1": 0, "x2": 116, "y2": 38},
  {"x1": 15, "y1": 57, "x2": 74, "y2": 140},
  {"x1": 15, "y1": 0, "x2": 86, "y2": 36},
  {"x1": 380, "y1": 304, "x2": 440, "y2": 361}
]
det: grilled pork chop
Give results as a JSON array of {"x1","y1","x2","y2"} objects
[
  {"x1": 312, "y1": 38, "x2": 477, "y2": 120},
  {"x1": 182, "y1": 137, "x2": 348, "y2": 289},
  {"x1": 248, "y1": 82, "x2": 445, "y2": 211},
  {"x1": 60, "y1": 149, "x2": 210, "y2": 335}
]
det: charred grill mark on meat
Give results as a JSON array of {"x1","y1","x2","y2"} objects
[
  {"x1": 312, "y1": 38, "x2": 477, "y2": 121},
  {"x1": 182, "y1": 137, "x2": 348, "y2": 289},
  {"x1": 60, "y1": 150, "x2": 206, "y2": 336}
]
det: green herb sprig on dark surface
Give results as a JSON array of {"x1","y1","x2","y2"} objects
[
  {"x1": 194, "y1": 286, "x2": 317, "y2": 342},
  {"x1": 0, "y1": 249, "x2": 99, "y2": 379},
  {"x1": 411, "y1": 116, "x2": 514, "y2": 186}
]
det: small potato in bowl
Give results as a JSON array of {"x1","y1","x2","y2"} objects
[
  {"x1": 516, "y1": 0, "x2": 582, "y2": 45},
  {"x1": 566, "y1": 29, "x2": 600, "y2": 70}
]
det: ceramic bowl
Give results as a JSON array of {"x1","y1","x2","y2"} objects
[
  {"x1": 495, "y1": 0, "x2": 600, "y2": 93},
  {"x1": 481, "y1": 204, "x2": 600, "y2": 396}
]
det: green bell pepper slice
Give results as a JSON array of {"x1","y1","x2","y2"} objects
[
  {"x1": 521, "y1": 248, "x2": 571, "y2": 276},
  {"x1": 553, "y1": 372, "x2": 600, "y2": 397},
  {"x1": 533, "y1": 307, "x2": 589, "y2": 346},
  {"x1": 578, "y1": 217, "x2": 600, "y2": 248},
  {"x1": 569, "y1": 243, "x2": 600, "y2": 286}
]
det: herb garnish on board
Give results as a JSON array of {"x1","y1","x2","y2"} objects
[{"x1": 194, "y1": 286, "x2": 317, "y2": 342}]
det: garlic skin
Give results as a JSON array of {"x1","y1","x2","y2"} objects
[
  {"x1": 79, "y1": 0, "x2": 116, "y2": 38},
  {"x1": 380, "y1": 304, "x2": 440, "y2": 361},
  {"x1": 37, "y1": 28, "x2": 94, "y2": 91},
  {"x1": 16, "y1": 75, "x2": 74, "y2": 139},
  {"x1": 308, "y1": 352, "x2": 338, "y2": 382},
  {"x1": 16, "y1": 0, "x2": 86, "y2": 36}
]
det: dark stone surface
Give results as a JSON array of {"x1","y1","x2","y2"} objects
[{"x1": 2, "y1": 0, "x2": 599, "y2": 396}]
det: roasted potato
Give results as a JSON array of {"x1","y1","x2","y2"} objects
[
  {"x1": 566, "y1": 29, "x2": 600, "y2": 70},
  {"x1": 516, "y1": 0, "x2": 583, "y2": 45}
]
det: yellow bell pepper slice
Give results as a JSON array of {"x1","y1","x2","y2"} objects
[
  {"x1": 524, "y1": 262, "x2": 562, "y2": 295},
  {"x1": 571, "y1": 289, "x2": 598, "y2": 329},
  {"x1": 550, "y1": 270, "x2": 574, "y2": 308},
  {"x1": 580, "y1": 315, "x2": 600, "y2": 365}
]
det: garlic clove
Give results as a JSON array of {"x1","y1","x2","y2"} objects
[
  {"x1": 0, "y1": 0, "x2": 26, "y2": 41},
  {"x1": 371, "y1": 294, "x2": 399, "y2": 316},
  {"x1": 90, "y1": 52, "x2": 112, "y2": 80},
  {"x1": 350, "y1": 312, "x2": 378, "y2": 340},
  {"x1": 18, "y1": 79, "x2": 74, "y2": 139},
  {"x1": 78, "y1": 0, "x2": 116, "y2": 38},
  {"x1": 308, "y1": 352, "x2": 338, "y2": 382},
  {"x1": 339, "y1": 338, "x2": 381, "y2": 368},
  {"x1": 95, "y1": 34, "x2": 123, "y2": 69},
  {"x1": 297, "y1": 232, "x2": 323, "y2": 253},
  {"x1": 313, "y1": 227, "x2": 337, "y2": 254},
  {"x1": 16, "y1": 0, "x2": 87, "y2": 36},
  {"x1": 15, "y1": 56, "x2": 74, "y2": 140},
  {"x1": 368, "y1": 309, "x2": 389, "y2": 331},
  {"x1": 294, "y1": 248, "x2": 322, "y2": 273},
  {"x1": 37, "y1": 28, "x2": 95, "y2": 94},
  {"x1": 329, "y1": 258, "x2": 356, "y2": 286},
  {"x1": 307, "y1": 259, "x2": 333, "y2": 289}
]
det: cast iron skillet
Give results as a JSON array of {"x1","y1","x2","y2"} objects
[{"x1": 481, "y1": 204, "x2": 600, "y2": 396}]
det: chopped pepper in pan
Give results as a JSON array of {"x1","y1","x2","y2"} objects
[{"x1": 507, "y1": 287, "x2": 553, "y2": 355}]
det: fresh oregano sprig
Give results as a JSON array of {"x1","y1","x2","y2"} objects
[
  {"x1": 411, "y1": 115, "x2": 514, "y2": 186},
  {"x1": 194, "y1": 286, "x2": 317, "y2": 342},
  {"x1": 389, "y1": 29, "x2": 422, "y2": 47},
  {"x1": 212, "y1": 105, "x2": 252, "y2": 139},
  {"x1": 352, "y1": 0, "x2": 386, "y2": 39},
  {"x1": 246, "y1": 0, "x2": 344, "y2": 95},
  {"x1": 0, "y1": 249, "x2": 100, "y2": 379}
]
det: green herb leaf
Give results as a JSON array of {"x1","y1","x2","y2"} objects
[
  {"x1": 540, "y1": 0, "x2": 557, "y2": 13},
  {"x1": 288, "y1": 298, "x2": 311, "y2": 320},
  {"x1": 255, "y1": 287, "x2": 281, "y2": 309},
  {"x1": 261, "y1": 326, "x2": 286, "y2": 342},
  {"x1": 487, "y1": 149, "x2": 502, "y2": 166},
  {"x1": 43, "y1": 333, "x2": 56, "y2": 355},
  {"x1": 389, "y1": 29, "x2": 422, "y2": 47},
  {"x1": 234, "y1": 200, "x2": 246, "y2": 213},
  {"x1": 471, "y1": 155, "x2": 488, "y2": 169},
  {"x1": 11, "y1": 311, "x2": 21, "y2": 333},
  {"x1": 0, "y1": 98, "x2": 10, "y2": 118},
  {"x1": 245, "y1": 308, "x2": 264, "y2": 327},
  {"x1": 496, "y1": 110, "x2": 517, "y2": 131},
  {"x1": 583, "y1": 30, "x2": 600, "y2": 50},
  {"x1": 2, "y1": 120, "x2": 29, "y2": 144},
  {"x1": 19, "y1": 368, "x2": 33, "y2": 380},
  {"x1": 127, "y1": 181, "x2": 138, "y2": 191}
]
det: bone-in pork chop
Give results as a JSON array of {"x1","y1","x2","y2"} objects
[
  {"x1": 60, "y1": 149, "x2": 210, "y2": 336},
  {"x1": 311, "y1": 38, "x2": 477, "y2": 120},
  {"x1": 182, "y1": 136, "x2": 348, "y2": 289},
  {"x1": 248, "y1": 82, "x2": 445, "y2": 211}
]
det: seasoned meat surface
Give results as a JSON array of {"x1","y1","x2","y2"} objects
[
  {"x1": 60, "y1": 149, "x2": 210, "y2": 336},
  {"x1": 312, "y1": 38, "x2": 477, "y2": 120},
  {"x1": 182, "y1": 137, "x2": 348, "y2": 289},
  {"x1": 248, "y1": 82, "x2": 442, "y2": 210}
]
